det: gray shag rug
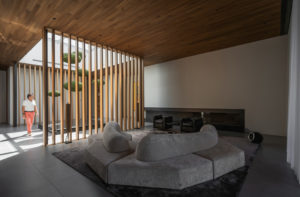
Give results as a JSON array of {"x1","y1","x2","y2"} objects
[{"x1": 53, "y1": 136, "x2": 259, "y2": 197}]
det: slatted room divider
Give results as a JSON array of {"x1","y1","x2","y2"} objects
[{"x1": 42, "y1": 27, "x2": 144, "y2": 146}]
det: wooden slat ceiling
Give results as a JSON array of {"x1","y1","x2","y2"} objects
[{"x1": 0, "y1": 0, "x2": 282, "y2": 67}]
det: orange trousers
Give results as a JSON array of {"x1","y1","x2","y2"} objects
[{"x1": 25, "y1": 112, "x2": 35, "y2": 134}]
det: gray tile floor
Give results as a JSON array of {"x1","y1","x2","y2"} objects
[{"x1": 0, "y1": 124, "x2": 299, "y2": 197}]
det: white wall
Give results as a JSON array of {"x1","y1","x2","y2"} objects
[
  {"x1": 145, "y1": 36, "x2": 288, "y2": 136},
  {"x1": 287, "y1": 0, "x2": 300, "y2": 184}
]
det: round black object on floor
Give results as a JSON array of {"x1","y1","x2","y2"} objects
[{"x1": 248, "y1": 132, "x2": 264, "y2": 144}]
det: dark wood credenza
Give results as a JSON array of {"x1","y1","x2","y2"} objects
[{"x1": 145, "y1": 107, "x2": 245, "y2": 132}]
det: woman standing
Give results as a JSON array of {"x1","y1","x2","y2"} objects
[{"x1": 22, "y1": 94, "x2": 38, "y2": 136}]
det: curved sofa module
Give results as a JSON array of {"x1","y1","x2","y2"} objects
[
  {"x1": 104, "y1": 122, "x2": 132, "y2": 141},
  {"x1": 136, "y1": 124, "x2": 218, "y2": 162},
  {"x1": 103, "y1": 122, "x2": 132, "y2": 153}
]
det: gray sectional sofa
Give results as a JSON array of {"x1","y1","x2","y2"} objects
[{"x1": 85, "y1": 122, "x2": 245, "y2": 190}]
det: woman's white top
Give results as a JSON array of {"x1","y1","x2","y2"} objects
[{"x1": 22, "y1": 99, "x2": 36, "y2": 112}]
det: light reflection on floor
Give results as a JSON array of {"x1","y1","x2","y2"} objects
[
  {"x1": 0, "y1": 124, "x2": 92, "y2": 161},
  {"x1": 0, "y1": 127, "x2": 43, "y2": 161}
]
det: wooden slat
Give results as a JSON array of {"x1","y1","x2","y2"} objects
[
  {"x1": 56, "y1": 69, "x2": 59, "y2": 122},
  {"x1": 130, "y1": 56, "x2": 134, "y2": 128},
  {"x1": 29, "y1": 65, "x2": 31, "y2": 93},
  {"x1": 60, "y1": 33, "x2": 64, "y2": 143},
  {"x1": 42, "y1": 28, "x2": 48, "y2": 146},
  {"x1": 127, "y1": 55, "x2": 130, "y2": 130},
  {"x1": 138, "y1": 57, "x2": 141, "y2": 128},
  {"x1": 85, "y1": 65, "x2": 88, "y2": 132},
  {"x1": 13, "y1": 63, "x2": 17, "y2": 126},
  {"x1": 23, "y1": 64, "x2": 26, "y2": 124},
  {"x1": 141, "y1": 59, "x2": 144, "y2": 127},
  {"x1": 79, "y1": 73, "x2": 81, "y2": 129},
  {"x1": 18, "y1": 64, "x2": 20, "y2": 125},
  {"x1": 123, "y1": 53, "x2": 127, "y2": 130},
  {"x1": 88, "y1": 43, "x2": 92, "y2": 135},
  {"x1": 34, "y1": 65, "x2": 36, "y2": 123},
  {"x1": 48, "y1": 67, "x2": 50, "y2": 123},
  {"x1": 99, "y1": 46, "x2": 103, "y2": 132},
  {"x1": 75, "y1": 37, "x2": 79, "y2": 140},
  {"x1": 51, "y1": 30, "x2": 56, "y2": 145},
  {"x1": 82, "y1": 41, "x2": 86, "y2": 138},
  {"x1": 39, "y1": 66, "x2": 42, "y2": 124},
  {"x1": 72, "y1": 71, "x2": 75, "y2": 133},
  {"x1": 110, "y1": 48, "x2": 113, "y2": 121},
  {"x1": 134, "y1": 57, "x2": 137, "y2": 128},
  {"x1": 68, "y1": 35, "x2": 72, "y2": 142},
  {"x1": 114, "y1": 50, "x2": 118, "y2": 123},
  {"x1": 118, "y1": 52, "x2": 123, "y2": 130},
  {"x1": 105, "y1": 47, "x2": 108, "y2": 124},
  {"x1": 94, "y1": 45, "x2": 98, "y2": 134}
]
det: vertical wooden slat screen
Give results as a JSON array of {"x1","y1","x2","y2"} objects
[
  {"x1": 51, "y1": 31, "x2": 56, "y2": 145},
  {"x1": 64, "y1": 70, "x2": 67, "y2": 105},
  {"x1": 128, "y1": 56, "x2": 131, "y2": 129},
  {"x1": 39, "y1": 66, "x2": 42, "y2": 124},
  {"x1": 110, "y1": 48, "x2": 113, "y2": 121},
  {"x1": 88, "y1": 43, "x2": 92, "y2": 135},
  {"x1": 99, "y1": 45, "x2": 104, "y2": 132},
  {"x1": 134, "y1": 57, "x2": 138, "y2": 128},
  {"x1": 60, "y1": 33, "x2": 64, "y2": 143},
  {"x1": 72, "y1": 71, "x2": 75, "y2": 128},
  {"x1": 48, "y1": 67, "x2": 51, "y2": 122},
  {"x1": 141, "y1": 59, "x2": 144, "y2": 127},
  {"x1": 29, "y1": 65, "x2": 31, "y2": 93},
  {"x1": 105, "y1": 47, "x2": 108, "y2": 124},
  {"x1": 131, "y1": 56, "x2": 134, "y2": 128},
  {"x1": 127, "y1": 55, "x2": 130, "y2": 130},
  {"x1": 34, "y1": 66, "x2": 37, "y2": 123},
  {"x1": 138, "y1": 57, "x2": 141, "y2": 128},
  {"x1": 18, "y1": 64, "x2": 20, "y2": 125},
  {"x1": 23, "y1": 64, "x2": 26, "y2": 124},
  {"x1": 114, "y1": 50, "x2": 118, "y2": 123},
  {"x1": 82, "y1": 41, "x2": 86, "y2": 138},
  {"x1": 123, "y1": 53, "x2": 127, "y2": 130},
  {"x1": 119, "y1": 52, "x2": 123, "y2": 130},
  {"x1": 68, "y1": 35, "x2": 72, "y2": 142},
  {"x1": 56, "y1": 69, "x2": 59, "y2": 122},
  {"x1": 42, "y1": 28, "x2": 48, "y2": 146},
  {"x1": 39, "y1": 28, "x2": 143, "y2": 146},
  {"x1": 94, "y1": 45, "x2": 98, "y2": 134},
  {"x1": 75, "y1": 38, "x2": 79, "y2": 140}
]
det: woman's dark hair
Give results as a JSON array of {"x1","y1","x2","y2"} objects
[{"x1": 27, "y1": 94, "x2": 32, "y2": 99}]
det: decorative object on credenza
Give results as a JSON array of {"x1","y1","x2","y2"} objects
[
  {"x1": 153, "y1": 115, "x2": 173, "y2": 130},
  {"x1": 201, "y1": 112, "x2": 208, "y2": 124},
  {"x1": 248, "y1": 132, "x2": 264, "y2": 144},
  {"x1": 180, "y1": 117, "x2": 203, "y2": 132}
]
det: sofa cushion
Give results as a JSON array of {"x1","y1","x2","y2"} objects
[
  {"x1": 87, "y1": 133, "x2": 103, "y2": 145},
  {"x1": 85, "y1": 140, "x2": 133, "y2": 183},
  {"x1": 103, "y1": 122, "x2": 132, "y2": 153},
  {"x1": 194, "y1": 138, "x2": 245, "y2": 178},
  {"x1": 136, "y1": 124, "x2": 218, "y2": 162},
  {"x1": 108, "y1": 153, "x2": 213, "y2": 190}
]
